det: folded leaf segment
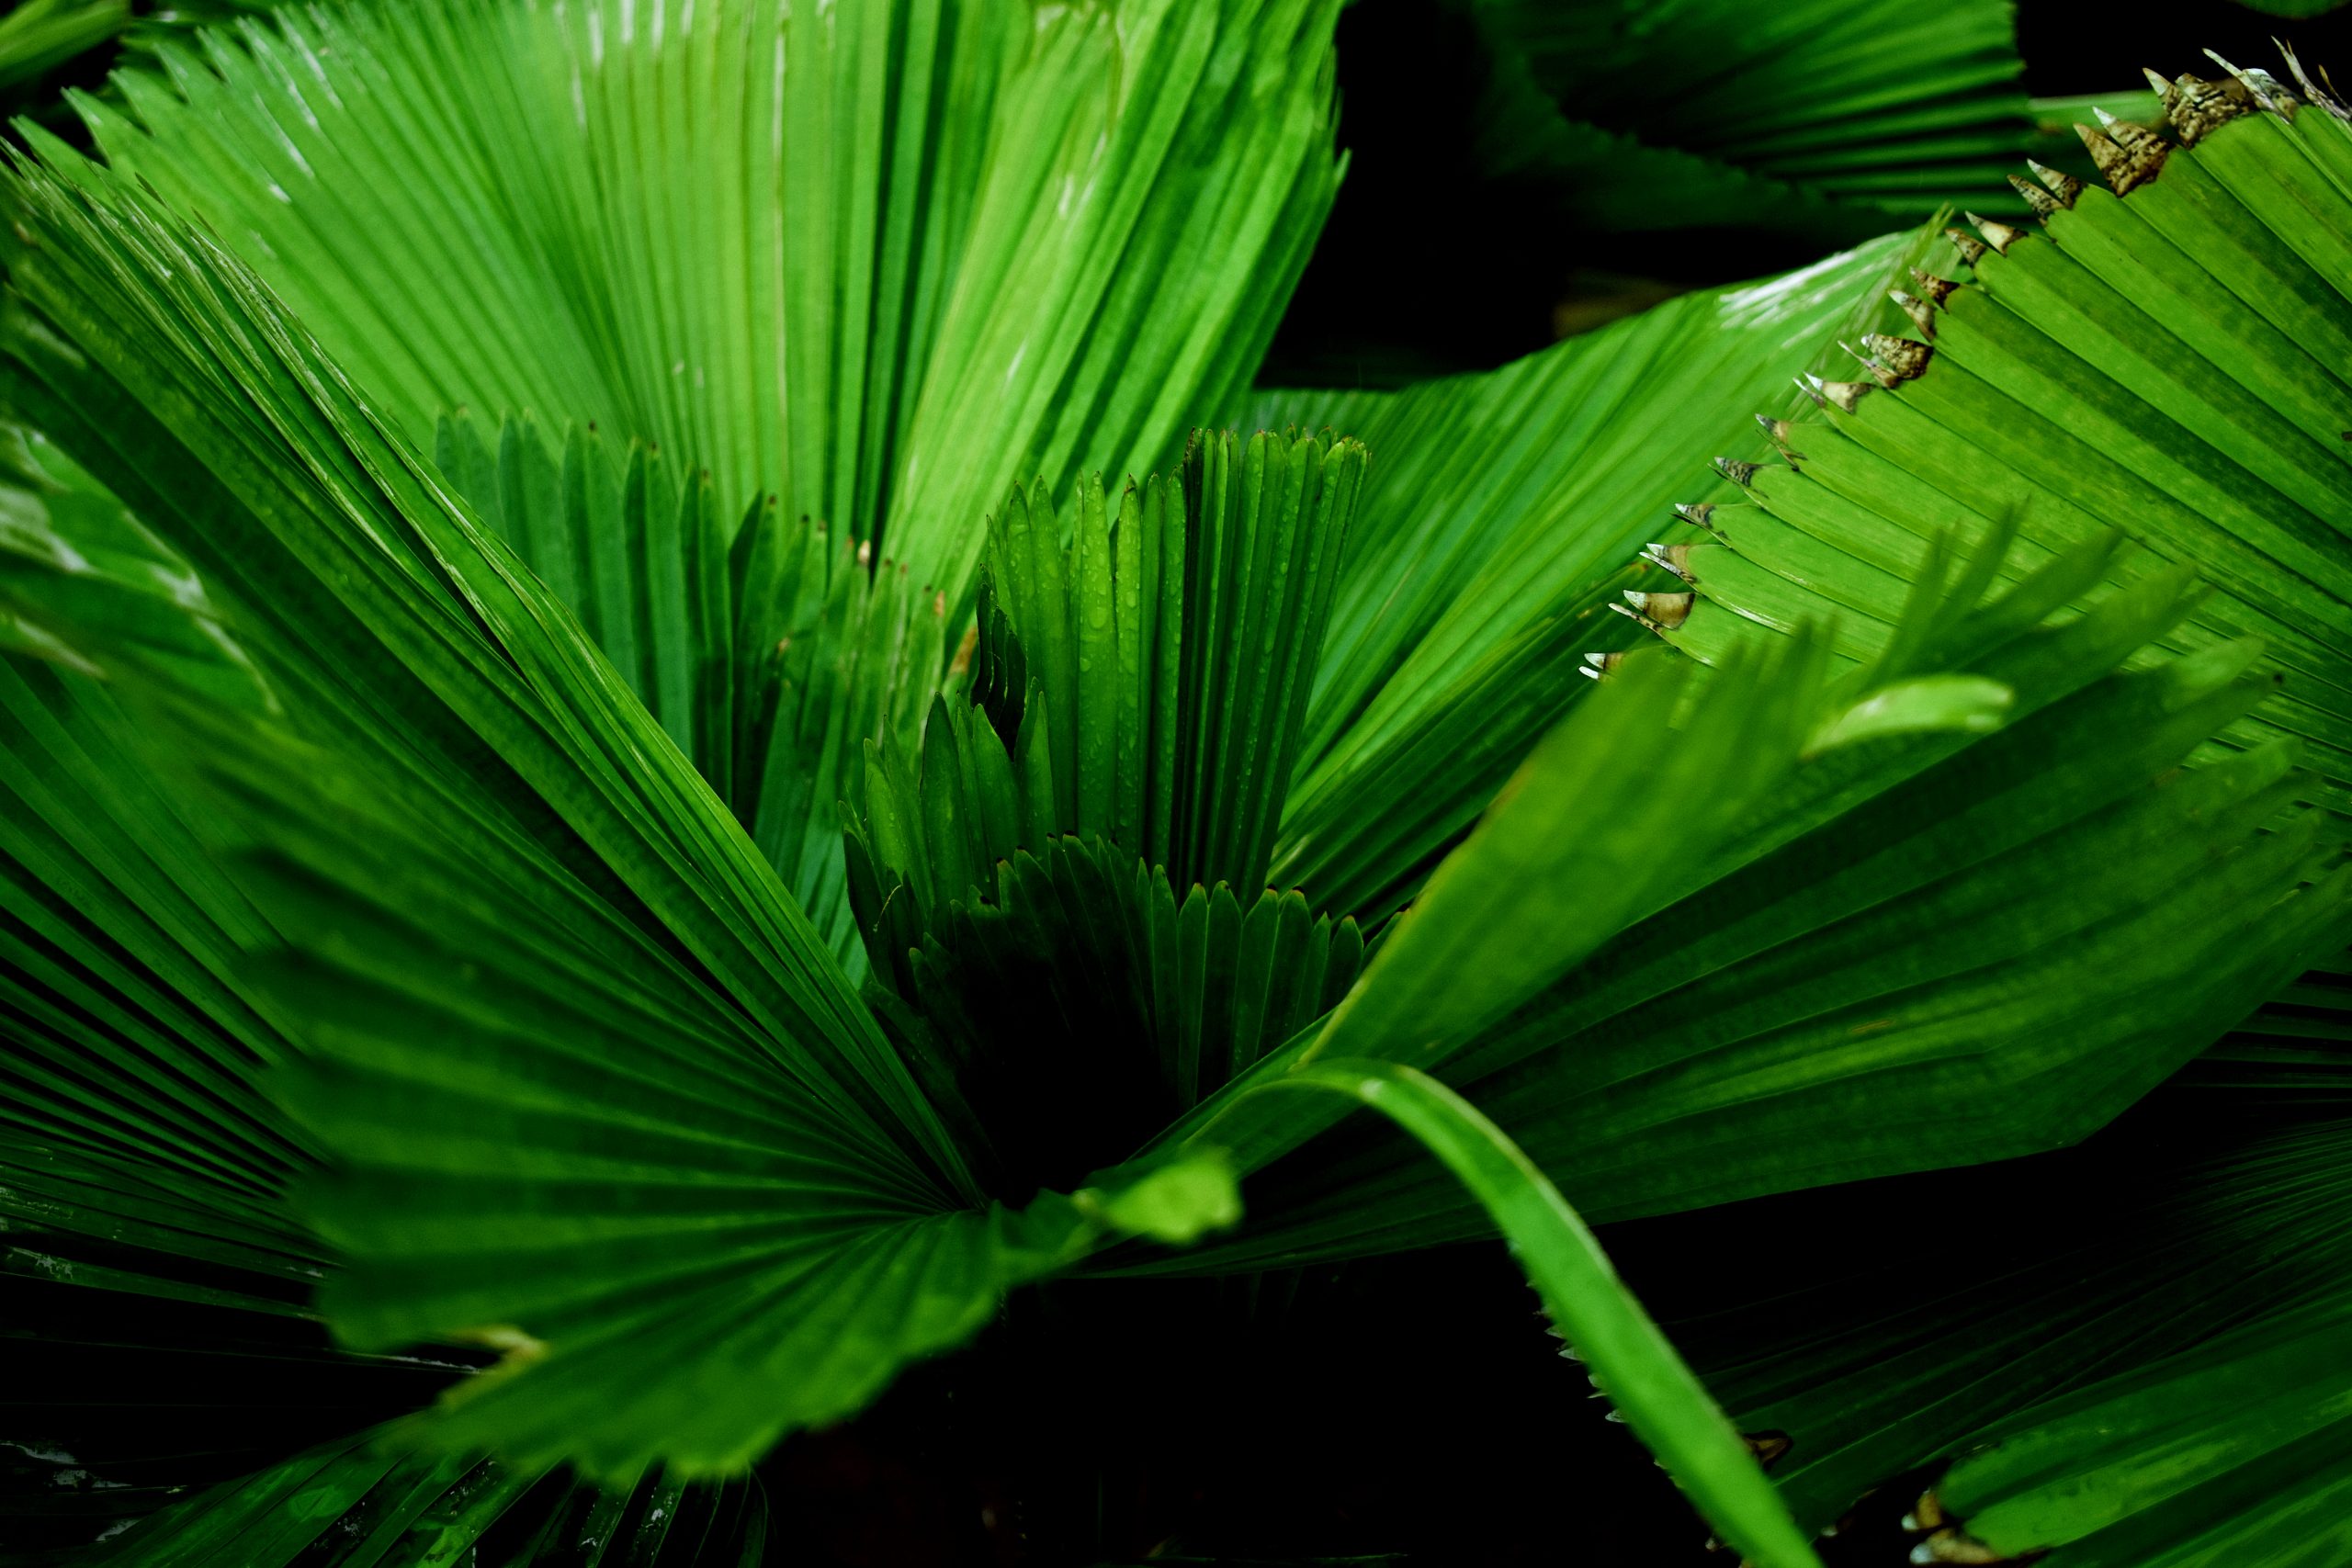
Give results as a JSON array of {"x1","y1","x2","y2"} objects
[
  {"x1": 56, "y1": 0, "x2": 1346, "y2": 608},
  {"x1": 0, "y1": 130, "x2": 1240, "y2": 1486},
  {"x1": 5, "y1": 9, "x2": 2352, "y2": 1563},
  {"x1": 1618, "y1": 54, "x2": 2352, "y2": 1564}
]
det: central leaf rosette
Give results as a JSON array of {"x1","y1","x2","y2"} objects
[{"x1": 846, "y1": 428, "x2": 1373, "y2": 1196}]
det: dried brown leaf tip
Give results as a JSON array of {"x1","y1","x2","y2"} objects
[
  {"x1": 1902, "y1": 1491, "x2": 2018, "y2": 1565},
  {"x1": 2075, "y1": 113, "x2": 2168, "y2": 197},
  {"x1": 1943, "y1": 226, "x2": 1987, "y2": 268},
  {"x1": 2279, "y1": 39, "x2": 2352, "y2": 122},
  {"x1": 2006, "y1": 173, "x2": 2062, "y2": 221},
  {"x1": 1714, "y1": 457, "x2": 1759, "y2": 486},
  {"x1": 1908, "y1": 266, "x2": 1960, "y2": 308},
  {"x1": 2072, "y1": 123, "x2": 2127, "y2": 187},
  {"x1": 1643, "y1": 540, "x2": 1699, "y2": 581},
  {"x1": 1962, "y1": 211, "x2": 2026, "y2": 255},
  {"x1": 1838, "y1": 340, "x2": 1902, "y2": 390},
  {"x1": 1817, "y1": 378, "x2": 1875, "y2": 413},
  {"x1": 1862, "y1": 333, "x2": 1933, "y2": 380},
  {"x1": 1742, "y1": 1431, "x2": 1792, "y2": 1469},
  {"x1": 1617, "y1": 590, "x2": 1694, "y2": 630},
  {"x1": 2103, "y1": 108, "x2": 2174, "y2": 187},
  {"x1": 1755, "y1": 413, "x2": 1805, "y2": 457},
  {"x1": 1578, "y1": 650, "x2": 1625, "y2": 681},
  {"x1": 2027, "y1": 159, "x2": 2084, "y2": 209},
  {"x1": 1674, "y1": 501, "x2": 1718, "y2": 531},
  {"x1": 1889, "y1": 288, "x2": 1937, "y2": 339},
  {"x1": 2159, "y1": 69, "x2": 2258, "y2": 144},
  {"x1": 2206, "y1": 49, "x2": 2301, "y2": 119}
]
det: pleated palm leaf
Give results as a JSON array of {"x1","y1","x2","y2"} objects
[
  {"x1": 1448, "y1": 0, "x2": 2188, "y2": 285},
  {"x1": 1614, "y1": 51, "x2": 2352, "y2": 1566},
  {"x1": 0, "y1": 7, "x2": 2346, "y2": 1568},
  {"x1": 1456, "y1": 0, "x2": 2041, "y2": 248},
  {"x1": 0, "y1": 1, "x2": 278, "y2": 127}
]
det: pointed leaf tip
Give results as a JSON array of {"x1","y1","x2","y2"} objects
[
  {"x1": 1804, "y1": 675, "x2": 2013, "y2": 757},
  {"x1": 1080, "y1": 1150, "x2": 1240, "y2": 1246}
]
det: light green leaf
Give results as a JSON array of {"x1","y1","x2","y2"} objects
[
  {"x1": 0, "y1": 0, "x2": 129, "y2": 95},
  {"x1": 1600, "y1": 57, "x2": 2352, "y2": 1555},
  {"x1": 70, "y1": 0, "x2": 1344, "y2": 609},
  {"x1": 1303, "y1": 636, "x2": 1833, "y2": 1074},
  {"x1": 0, "y1": 123, "x2": 1223, "y2": 1476},
  {"x1": 1254, "y1": 1058, "x2": 1822, "y2": 1568},
  {"x1": 1246, "y1": 235, "x2": 1914, "y2": 919},
  {"x1": 1803, "y1": 672, "x2": 2011, "y2": 754},
  {"x1": 1079, "y1": 1147, "x2": 1242, "y2": 1247}
]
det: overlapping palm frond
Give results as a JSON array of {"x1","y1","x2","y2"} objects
[
  {"x1": 6, "y1": 4, "x2": 2352, "y2": 1566},
  {"x1": 1605, "y1": 53, "x2": 2352, "y2": 1565},
  {"x1": 0, "y1": 9, "x2": 1849, "y2": 1545},
  {"x1": 55, "y1": 0, "x2": 1343, "y2": 607},
  {"x1": 1456, "y1": 0, "x2": 2038, "y2": 248},
  {"x1": 0, "y1": 427, "x2": 775, "y2": 1566},
  {"x1": 432, "y1": 411, "x2": 945, "y2": 966},
  {"x1": 27, "y1": 0, "x2": 1345, "y2": 982}
]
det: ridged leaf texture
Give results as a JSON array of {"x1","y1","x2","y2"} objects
[{"x1": 1628, "y1": 53, "x2": 2352, "y2": 1566}]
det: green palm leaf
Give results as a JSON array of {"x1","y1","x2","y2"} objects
[
  {"x1": 1459, "y1": 0, "x2": 2036, "y2": 244},
  {"x1": 0, "y1": 429, "x2": 764, "y2": 1565},
  {"x1": 12, "y1": 5, "x2": 2352, "y2": 1563},
  {"x1": 0, "y1": 133, "x2": 1238, "y2": 1479},
  {"x1": 56, "y1": 0, "x2": 1342, "y2": 607},
  {"x1": 1243, "y1": 236, "x2": 1909, "y2": 918},
  {"x1": 0, "y1": 51, "x2": 2092, "y2": 1551},
  {"x1": 430, "y1": 410, "x2": 945, "y2": 968},
  {"x1": 1611, "y1": 52, "x2": 2352, "y2": 1565}
]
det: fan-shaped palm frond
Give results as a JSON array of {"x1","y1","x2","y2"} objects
[
  {"x1": 6, "y1": 6, "x2": 2352, "y2": 1566},
  {"x1": 50, "y1": 0, "x2": 1343, "y2": 606},
  {"x1": 0, "y1": 175, "x2": 1647, "y2": 1568},
  {"x1": 431, "y1": 410, "x2": 945, "y2": 967},
  {"x1": 0, "y1": 123, "x2": 1268, "y2": 1479},
  {"x1": 1459, "y1": 0, "x2": 2037, "y2": 246},
  {"x1": 1607, "y1": 52, "x2": 2352, "y2": 1565},
  {"x1": 0, "y1": 427, "x2": 769, "y2": 1565}
]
